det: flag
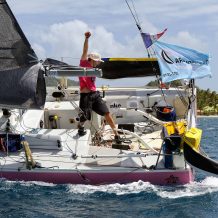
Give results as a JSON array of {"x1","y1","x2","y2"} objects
[
  {"x1": 141, "y1": 28, "x2": 167, "y2": 48},
  {"x1": 153, "y1": 41, "x2": 211, "y2": 83}
]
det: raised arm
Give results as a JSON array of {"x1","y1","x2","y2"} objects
[{"x1": 81, "y1": 31, "x2": 91, "y2": 60}]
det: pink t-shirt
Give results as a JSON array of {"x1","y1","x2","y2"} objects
[{"x1": 79, "y1": 60, "x2": 96, "y2": 91}]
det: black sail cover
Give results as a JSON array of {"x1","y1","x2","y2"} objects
[
  {"x1": 0, "y1": 64, "x2": 46, "y2": 109},
  {"x1": 98, "y1": 58, "x2": 160, "y2": 79},
  {"x1": 44, "y1": 58, "x2": 161, "y2": 79},
  {"x1": 0, "y1": 0, "x2": 46, "y2": 109}
]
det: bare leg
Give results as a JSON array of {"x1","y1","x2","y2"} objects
[
  {"x1": 78, "y1": 122, "x2": 85, "y2": 128},
  {"x1": 104, "y1": 112, "x2": 118, "y2": 136}
]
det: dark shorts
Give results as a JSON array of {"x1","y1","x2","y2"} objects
[{"x1": 79, "y1": 91, "x2": 109, "y2": 122}]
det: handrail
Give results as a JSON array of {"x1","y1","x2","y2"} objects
[{"x1": 46, "y1": 68, "x2": 102, "y2": 77}]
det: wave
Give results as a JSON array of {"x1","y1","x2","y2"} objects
[
  {"x1": 1, "y1": 176, "x2": 218, "y2": 199},
  {"x1": 0, "y1": 179, "x2": 56, "y2": 189},
  {"x1": 67, "y1": 177, "x2": 218, "y2": 198},
  {"x1": 158, "y1": 176, "x2": 218, "y2": 199},
  {"x1": 67, "y1": 180, "x2": 157, "y2": 195}
]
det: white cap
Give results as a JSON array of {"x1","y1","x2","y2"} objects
[{"x1": 88, "y1": 52, "x2": 104, "y2": 62}]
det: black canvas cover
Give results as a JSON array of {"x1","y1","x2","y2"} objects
[
  {"x1": 0, "y1": 63, "x2": 46, "y2": 109},
  {"x1": 98, "y1": 58, "x2": 160, "y2": 79},
  {"x1": 0, "y1": 1, "x2": 46, "y2": 109},
  {"x1": 44, "y1": 58, "x2": 160, "y2": 79},
  {"x1": 0, "y1": 0, "x2": 38, "y2": 71}
]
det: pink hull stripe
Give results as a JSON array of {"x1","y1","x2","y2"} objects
[{"x1": 1, "y1": 170, "x2": 194, "y2": 185}]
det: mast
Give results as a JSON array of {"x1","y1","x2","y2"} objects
[
  {"x1": 125, "y1": 0, "x2": 151, "y2": 57},
  {"x1": 124, "y1": 0, "x2": 160, "y2": 82}
]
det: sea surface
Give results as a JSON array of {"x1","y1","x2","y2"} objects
[{"x1": 0, "y1": 117, "x2": 218, "y2": 218}]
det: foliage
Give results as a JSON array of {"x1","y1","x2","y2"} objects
[
  {"x1": 146, "y1": 79, "x2": 182, "y2": 87},
  {"x1": 197, "y1": 87, "x2": 218, "y2": 114}
]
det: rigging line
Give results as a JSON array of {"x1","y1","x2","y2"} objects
[
  {"x1": 32, "y1": 156, "x2": 78, "y2": 164},
  {"x1": 125, "y1": 0, "x2": 151, "y2": 58},
  {"x1": 130, "y1": 0, "x2": 140, "y2": 26},
  {"x1": 61, "y1": 87, "x2": 83, "y2": 114},
  {"x1": 84, "y1": 156, "x2": 122, "y2": 165},
  {"x1": 6, "y1": 111, "x2": 22, "y2": 132},
  {"x1": 125, "y1": 0, "x2": 141, "y2": 31},
  {"x1": 75, "y1": 166, "x2": 90, "y2": 182},
  {"x1": 148, "y1": 46, "x2": 157, "y2": 58},
  {"x1": 7, "y1": 155, "x2": 26, "y2": 163},
  {"x1": 175, "y1": 87, "x2": 189, "y2": 107},
  {"x1": 10, "y1": 110, "x2": 32, "y2": 134},
  {"x1": 51, "y1": 78, "x2": 85, "y2": 117},
  {"x1": 59, "y1": 91, "x2": 106, "y2": 151},
  {"x1": 128, "y1": 2, "x2": 159, "y2": 66},
  {"x1": 65, "y1": 141, "x2": 76, "y2": 155},
  {"x1": 62, "y1": 88, "x2": 101, "y2": 134},
  {"x1": 159, "y1": 86, "x2": 168, "y2": 104}
]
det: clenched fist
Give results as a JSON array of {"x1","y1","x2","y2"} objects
[{"x1": 85, "y1": 32, "x2": 91, "y2": 38}]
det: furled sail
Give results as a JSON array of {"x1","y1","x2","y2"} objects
[
  {"x1": 0, "y1": 0, "x2": 38, "y2": 70},
  {"x1": 0, "y1": 0, "x2": 46, "y2": 109},
  {"x1": 98, "y1": 58, "x2": 160, "y2": 79},
  {"x1": 0, "y1": 63, "x2": 46, "y2": 109}
]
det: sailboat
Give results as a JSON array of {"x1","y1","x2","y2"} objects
[{"x1": 0, "y1": 0, "x2": 217, "y2": 185}]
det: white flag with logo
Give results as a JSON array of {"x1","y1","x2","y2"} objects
[{"x1": 154, "y1": 41, "x2": 211, "y2": 83}]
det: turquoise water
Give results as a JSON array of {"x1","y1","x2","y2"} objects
[{"x1": 0, "y1": 117, "x2": 218, "y2": 218}]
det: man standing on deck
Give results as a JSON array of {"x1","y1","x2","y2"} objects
[{"x1": 78, "y1": 31, "x2": 121, "y2": 143}]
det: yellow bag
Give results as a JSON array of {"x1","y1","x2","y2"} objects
[
  {"x1": 163, "y1": 120, "x2": 187, "y2": 136},
  {"x1": 183, "y1": 127, "x2": 202, "y2": 152}
]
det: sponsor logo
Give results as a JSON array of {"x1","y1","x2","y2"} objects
[
  {"x1": 110, "y1": 102, "x2": 121, "y2": 108},
  {"x1": 161, "y1": 50, "x2": 208, "y2": 65},
  {"x1": 174, "y1": 57, "x2": 208, "y2": 65},
  {"x1": 165, "y1": 175, "x2": 179, "y2": 184},
  {"x1": 162, "y1": 71, "x2": 179, "y2": 77},
  {"x1": 161, "y1": 50, "x2": 174, "y2": 64}
]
